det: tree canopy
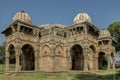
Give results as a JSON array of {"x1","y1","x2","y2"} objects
[
  {"x1": 0, "y1": 42, "x2": 5, "y2": 55},
  {"x1": 0, "y1": 42, "x2": 5, "y2": 64},
  {"x1": 108, "y1": 21, "x2": 120, "y2": 53}
]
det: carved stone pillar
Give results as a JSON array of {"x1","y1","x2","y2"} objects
[
  {"x1": 52, "y1": 48, "x2": 55, "y2": 71},
  {"x1": 107, "y1": 54, "x2": 110, "y2": 70},
  {"x1": 35, "y1": 51, "x2": 39, "y2": 71},
  {"x1": 15, "y1": 49, "x2": 20, "y2": 72},
  {"x1": 95, "y1": 57, "x2": 98, "y2": 70},
  {"x1": 83, "y1": 49, "x2": 88, "y2": 72},
  {"x1": 66, "y1": 49, "x2": 71, "y2": 70},
  {"x1": 11, "y1": 26, "x2": 15, "y2": 33},
  {"x1": 112, "y1": 54, "x2": 115, "y2": 70},
  {"x1": 17, "y1": 23, "x2": 20, "y2": 32},
  {"x1": 83, "y1": 55, "x2": 88, "y2": 72},
  {"x1": 5, "y1": 51, "x2": 9, "y2": 72},
  {"x1": 94, "y1": 54, "x2": 98, "y2": 71}
]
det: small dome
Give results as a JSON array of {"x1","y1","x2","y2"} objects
[
  {"x1": 13, "y1": 11, "x2": 32, "y2": 24},
  {"x1": 73, "y1": 13, "x2": 92, "y2": 24},
  {"x1": 99, "y1": 29, "x2": 111, "y2": 39}
]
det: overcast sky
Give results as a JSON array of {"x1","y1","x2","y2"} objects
[{"x1": 0, "y1": 0, "x2": 120, "y2": 44}]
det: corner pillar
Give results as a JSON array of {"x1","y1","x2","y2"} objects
[
  {"x1": 107, "y1": 54, "x2": 111, "y2": 70},
  {"x1": 94, "y1": 54, "x2": 98, "y2": 71},
  {"x1": 83, "y1": 49, "x2": 88, "y2": 72},
  {"x1": 35, "y1": 51, "x2": 39, "y2": 71},
  {"x1": 66, "y1": 49, "x2": 71, "y2": 70},
  {"x1": 112, "y1": 54, "x2": 115, "y2": 70},
  {"x1": 93, "y1": 57, "x2": 98, "y2": 71},
  {"x1": 15, "y1": 49, "x2": 20, "y2": 72},
  {"x1": 5, "y1": 51, "x2": 9, "y2": 72}
]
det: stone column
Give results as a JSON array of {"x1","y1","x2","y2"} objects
[
  {"x1": 15, "y1": 49, "x2": 20, "y2": 72},
  {"x1": 94, "y1": 54, "x2": 98, "y2": 71},
  {"x1": 11, "y1": 26, "x2": 15, "y2": 33},
  {"x1": 66, "y1": 49, "x2": 71, "y2": 70},
  {"x1": 5, "y1": 51, "x2": 9, "y2": 72},
  {"x1": 52, "y1": 48, "x2": 55, "y2": 71},
  {"x1": 83, "y1": 49, "x2": 88, "y2": 72},
  {"x1": 35, "y1": 51, "x2": 39, "y2": 71},
  {"x1": 83, "y1": 55, "x2": 88, "y2": 72},
  {"x1": 17, "y1": 23, "x2": 20, "y2": 32},
  {"x1": 112, "y1": 58, "x2": 115, "y2": 70},
  {"x1": 95, "y1": 57, "x2": 98, "y2": 70},
  {"x1": 107, "y1": 54, "x2": 110, "y2": 70},
  {"x1": 112, "y1": 54, "x2": 115, "y2": 70}
]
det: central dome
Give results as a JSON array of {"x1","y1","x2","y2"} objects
[
  {"x1": 73, "y1": 12, "x2": 92, "y2": 24},
  {"x1": 13, "y1": 11, "x2": 32, "y2": 24}
]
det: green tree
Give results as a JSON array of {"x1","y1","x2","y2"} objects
[
  {"x1": 0, "y1": 42, "x2": 5, "y2": 54},
  {"x1": 0, "y1": 42, "x2": 5, "y2": 64},
  {"x1": 108, "y1": 21, "x2": 120, "y2": 54}
]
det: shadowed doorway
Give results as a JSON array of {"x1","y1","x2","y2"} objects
[
  {"x1": 21, "y1": 44, "x2": 35, "y2": 70},
  {"x1": 8, "y1": 44, "x2": 15, "y2": 70},
  {"x1": 70, "y1": 44, "x2": 84, "y2": 70},
  {"x1": 98, "y1": 52, "x2": 107, "y2": 70}
]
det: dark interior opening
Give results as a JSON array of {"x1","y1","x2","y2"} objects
[{"x1": 70, "y1": 44, "x2": 84, "y2": 70}]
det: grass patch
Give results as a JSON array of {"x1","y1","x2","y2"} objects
[
  {"x1": 0, "y1": 64, "x2": 120, "y2": 80},
  {"x1": 2, "y1": 71, "x2": 118, "y2": 80}
]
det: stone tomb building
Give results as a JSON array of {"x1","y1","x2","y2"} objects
[{"x1": 2, "y1": 11, "x2": 116, "y2": 72}]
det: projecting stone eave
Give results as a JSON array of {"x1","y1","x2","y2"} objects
[
  {"x1": 15, "y1": 20, "x2": 39, "y2": 28},
  {"x1": 1, "y1": 21, "x2": 16, "y2": 34},
  {"x1": 85, "y1": 22, "x2": 99, "y2": 31},
  {"x1": 69, "y1": 21, "x2": 99, "y2": 31},
  {"x1": 1, "y1": 20, "x2": 39, "y2": 34},
  {"x1": 98, "y1": 37, "x2": 112, "y2": 41}
]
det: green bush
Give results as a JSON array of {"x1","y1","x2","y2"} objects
[{"x1": 0, "y1": 64, "x2": 5, "y2": 74}]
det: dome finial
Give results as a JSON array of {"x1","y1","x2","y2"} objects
[{"x1": 20, "y1": 10, "x2": 25, "y2": 12}]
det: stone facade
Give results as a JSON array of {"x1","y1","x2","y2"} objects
[{"x1": 2, "y1": 11, "x2": 116, "y2": 72}]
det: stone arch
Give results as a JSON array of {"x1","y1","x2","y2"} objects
[
  {"x1": 70, "y1": 44, "x2": 84, "y2": 70},
  {"x1": 55, "y1": 45, "x2": 63, "y2": 56},
  {"x1": 89, "y1": 45, "x2": 96, "y2": 53},
  {"x1": 54, "y1": 45, "x2": 65, "y2": 70},
  {"x1": 88, "y1": 45, "x2": 96, "y2": 70},
  {"x1": 98, "y1": 52, "x2": 107, "y2": 70},
  {"x1": 41, "y1": 45, "x2": 50, "y2": 56},
  {"x1": 21, "y1": 44, "x2": 35, "y2": 70},
  {"x1": 40, "y1": 45, "x2": 52, "y2": 71},
  {"x1": 8, "y1": 44, "x2": 16, "y2": 70}
]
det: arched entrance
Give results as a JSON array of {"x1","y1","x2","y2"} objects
[
  {"x1": 70, "y1": 44, "x2": 84, "y2": 70},
  {"x1": 89, "y1": 45, "x2": 96, "y2": 70},
  {"x1": 21, "y1": 44, "x2": 35, "y2": 70},
  {"x1": 8, "y1": 44, "x2": 15, "y2": 70},
  {"x1": 98, "y1": 52, "x2": 107, "y2": 70}
]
